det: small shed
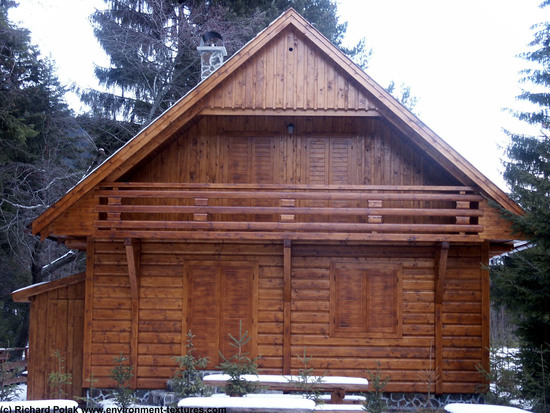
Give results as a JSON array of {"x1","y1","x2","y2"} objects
[
  {"x1": 12, "y1": 273, "x2": 85, "y2": 400},
  {"x1": 14, "y1": 8, "x2": 522, "y2": 402}
]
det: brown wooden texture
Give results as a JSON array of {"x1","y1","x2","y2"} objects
[
  {"x1": 478, "y1": 199, "x2": 519, "y2": 241},
  {"x1": 81, "y1": 240, "x2": 485, "y2": 393},
  {"x1": 25, "y1": 276, "x2": 85, "y2": 400},
  {"x1": 31, "y1": 9, "x2": 522, "y2": 243},
  {"x1": 434, "y1": 242, "x2": 450, "y2": 394},
  {"x1": 49, "y1": 116, "x2": 481, "y2": 239},
  {"x1": 202, "y1": 28, "x2": 376, "y2": 114},
  {"x1": 184, "y1": 261, "x2": 258, "y2": 368},
  {"x1": 329, "y1": 263, "x2": 402, "y2": 337},
  {"x1": 127, "y1": 117, "x2": 457, "y2": 187},
  {"x1": 283, "y1": 240, "x2": 292, "y2": 374},
  {"x1": 43, "y1": 115, "x2": 519, "y2": 244},
  {"x1": 87, "y1": 240, "x2": 268, "y2": 388}
]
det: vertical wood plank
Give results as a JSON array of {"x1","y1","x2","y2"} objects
[
  {"x1": 275, "y1": 38, "x2": 284, "y2": 108},
  {"x1": 434, "y1": 241, "x2": 449, "y2": 395},
  {"x1": 72, "y1": 298, "x2": 85, "y2": 399},
  {"x1": 306, "y1": 45, "x2": 315, "y2": 109},
  {"x1": 265, "y1": 45, "x2": 274, "y2": 110},
  {"x1": 251, "y1": 263, "x2": 260, "y2": 361},
  {"x1": 66, "y1": 298, "x2": 74, "y2": 398},
  {"x1": 283, "y1": 240, "x2": 292, "y2": 374},
  {"x1": 124, "y1": 238, "x2": 141, "y2": 389},
  {"x1": 46, "y1": 298, "x2": 57, "y2": 398},
  {"x1": 481, "y1": 241, "x2": 491, "y2": 385},
  {"x1": 82, "y1": 238, "x2": 94, "y2": 387}
]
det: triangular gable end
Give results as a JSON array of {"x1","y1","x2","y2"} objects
[
  {"x1": 32, "y1": 8, "x2": 522, "y2": 239},
  {"x1": 202, "y1": 25, "x2": 379, "y2": 115}
]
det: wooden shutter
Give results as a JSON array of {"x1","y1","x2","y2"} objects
[
  {"x1": 367, "y1": 267, "x2": 401, "y2": 334},
  {"x1": 307, "y1": 138, "x2": 328, "y2": 185},
  {"x1": 330, "y1": 263, "x2": 402, "y2": 338},
  {"x1": 219, "y1": 265, "x2": 257, "y2": 358},
  {"x1": 330, "y1": 138, "x2": 351, "y2": 184},
  {"x1": 331, "y1": 264, "x2": 367, "y2": 334},
  {"x1": 227, "y1": 137, "x2": 276, "y2": 184},
  {"x1": 185, "y1": 261, "x2": 258, "y2": 367},
  {"x1": 306, "y1": 137, "x2": 355, "y2": 185},
  {"x1": 186, "y1": 263, "x2": 221, "y2": 366}
]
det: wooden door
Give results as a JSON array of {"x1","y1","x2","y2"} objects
[{"x1": 184, "y1": 261, "x2": 258, "y2": 368}]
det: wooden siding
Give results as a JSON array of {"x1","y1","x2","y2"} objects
[
  {"x1": 30, "y1": 9, "x2": 523, "y2": 242},
  {"x1": 26, "y1": 279, "x2": 84, "y2": 400},
  {"x1": 48, "y1": 115, "x2": 480, "y2": 239},
  {"x1": 478, "y1": 199, "x2": 518, "y2": 240},
  {"x1": 85, "y1": 240, "x2": 484, "y2": 394},
  {"x1": 202, "y1": 28, "x2": 377, "y2": 114},
  {"x1": 127, "y1": 116, "x2": 457, "y2": 186}
]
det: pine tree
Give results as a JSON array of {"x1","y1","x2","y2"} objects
[
  {"x1": 82, "y1": 0, "x2": 267, "y2": 128},
  {"x1": 0, "y1": 1, "x2": 92, "y2": 350},
  {"x1": 491, "y1": 2, "x2": 550, "y2": 410},
  {"x1": 81, "y1": 0, "x2": 371, "y2": 153}
]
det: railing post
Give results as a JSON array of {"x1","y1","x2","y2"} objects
[
  {"x1": 194, "y1": 198, "x2": 208, "y2": 221},
  {"x1": 107, "y1": 187, "x2": 121, "y2": 233},
  {"x1": 367, "y1": 199, "x2": 382, "y2": 223},
  {"x1": 455, "y1": 201, "x2": 471, "y2": 225},
  {"x1": 280, "y1": 198, "x2": 295, "y2": 222},
  {"x1": 107, "y1": 187, "x2": 121, "y2": 221}
]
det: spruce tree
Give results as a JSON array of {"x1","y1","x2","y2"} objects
[
  {"x1": 81, "y1": 0, "x2": 370, "y2": 147},
  {"x1": 0, "y1": 1, "x2": 92, "y2": 350},
  {"x1": 491, "y1": 2, "x2": 550, "y2": 410}
]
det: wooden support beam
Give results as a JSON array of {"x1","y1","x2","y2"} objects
[
  {"x1": 82, "y1": 238, "x2": 94, "y2": 388},
  {"x1": 64, "y1": 237, "x2": 87, "y2": 251},
  {"x1": 124, "y1": 238, "x2": 141, "y2": 389},
  {"x1": 125, "y1": 238, "x2": 141, "y2": 300},
  {"x1": 434, "y1": 241, "x2": 449, "y2": 395},
  {"x1": 283, "y1": 239, "x2": 292, "y2": 375},
  {"x1": 434, "y1": 242, "x2": 449, "y2": 306},
  {"x1": 481, "y1": 241, "x2": 491, "y2": 389}
]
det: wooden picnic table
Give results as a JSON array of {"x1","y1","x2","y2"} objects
[{"x1": 202, "y1": 374, "x2": 369, "y2": 404}]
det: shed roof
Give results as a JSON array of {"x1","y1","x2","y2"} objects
[
  {"x1": 31, "y1": 8, "x2": 522, "y2": 239},
  {"x1": 11, "y1": 272, "x2": 85, "y2": 302}
]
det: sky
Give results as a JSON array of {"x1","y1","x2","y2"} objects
[{"x1": 9, "y1": 0, "x2": 549, "y2": 190}]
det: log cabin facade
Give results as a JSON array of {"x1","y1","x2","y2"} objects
[{"x1": 13, "y1": 9, "x2": 522, "y2": 401}]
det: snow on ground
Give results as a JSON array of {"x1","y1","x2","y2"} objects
[
  {"x1": 203, "y1": 373, "x2": 368, "y2": 385},
  {"x1": 445, "y1": 403, "x2": 531, "y2": 413},
  {"x1": 10, "y1": 384, "x2": 27, "y2": 401},
  {"x1": 0, "y1": 399, "x2": 78, "y2": 409},
  {"x1": 314, "y1": 405, "x2": 363, "y2": 411},
  {"x1": 179, "y1": 395, "x2": 316, "y2": 409}
]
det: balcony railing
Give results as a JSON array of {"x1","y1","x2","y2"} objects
[{"x1": 94, "y1": 183, "x2": 484, "y2": 242}]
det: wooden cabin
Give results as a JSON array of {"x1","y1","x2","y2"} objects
[{"x1": 13, "y1": 9, "x2": 522, "y2": 402}]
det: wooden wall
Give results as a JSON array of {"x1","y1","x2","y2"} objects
[
  {"x1": 85, "y1": 240, "x2": 485, "y2": 394},
  {"x1": 202, "y1": 27, "x2": 375, "y2": 113},
  {"x1": 128, "y1": 116, "x2": 458, "y2": 187},
  {"x1": 27, "y1": 280, "x2": 84, "y2": 400}
]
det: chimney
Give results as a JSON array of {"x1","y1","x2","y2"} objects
[{"x1": 197, "y1": 31, "x2": 227, "y2": 82}]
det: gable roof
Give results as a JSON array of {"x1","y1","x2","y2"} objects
[{"x1": 32, "y1": 8, "x2": 522, "y2": 239}]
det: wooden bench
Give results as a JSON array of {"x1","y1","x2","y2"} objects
[{"x1": 202, "y1": 374, "x2": 368, "y2": 404}]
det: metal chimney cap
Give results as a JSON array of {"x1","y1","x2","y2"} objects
[{"x1": 201, "y1": 31, "x2": 223, "y2": 46}]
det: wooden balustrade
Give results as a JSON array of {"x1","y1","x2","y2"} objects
[{"x1": 93, "y1": 183, "x2": 484, "y2": 242}]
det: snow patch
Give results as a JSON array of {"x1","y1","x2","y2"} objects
[
  {"x1": 203, "y1": 374, "x2": 368, "y2": 385},
  {"x1": 445, "y1": 403, "x2": 531, "y2": 413},
  {"x1": 178, "y1": 395, "x2": 315, "y2": 409},
  {"x1": 0, "y1": 399, "x2": 78, "y2": 409}
]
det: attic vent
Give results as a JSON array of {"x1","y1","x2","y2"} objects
[{"x1": 197, "y1": 31, "x2": 227, "y2": 82}]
